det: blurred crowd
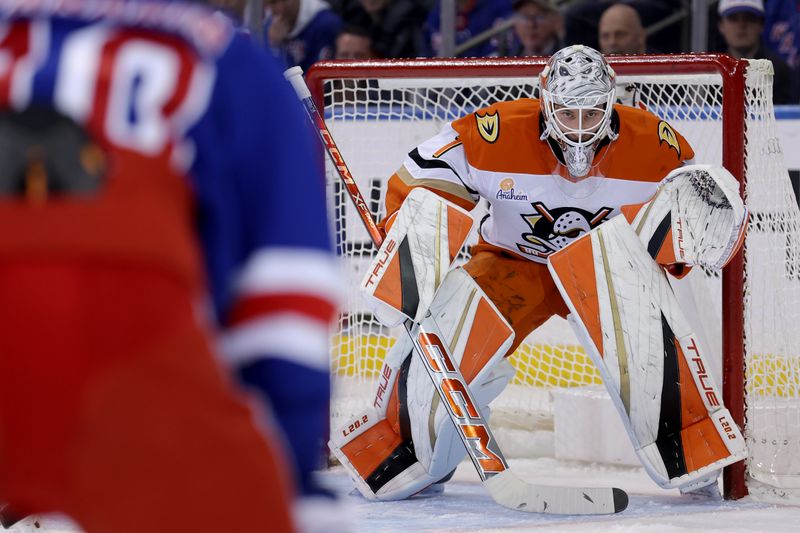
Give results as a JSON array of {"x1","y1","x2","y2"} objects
[{"x1": 211, "y1": 0, "x2": 800, "y2": 104}]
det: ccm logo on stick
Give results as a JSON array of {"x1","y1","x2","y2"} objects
[
  {"x1": 321, "y1": 129, "x2": 356, "y2": 185},
  {"x1": 417, "y1": 331, "x2": 457, "y2": 373},
  {"x1": 418, "y1": 332, "x2": 505, "y2": 472}
]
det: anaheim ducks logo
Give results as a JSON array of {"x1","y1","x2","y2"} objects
[
  {"x1": 518, "y1": 202, "x2": 612, "y2": 258},
  {"x1": 476, "y1": 111, "x2": 499, "y2": 143},
  {"x1": 658, "y1": 121, "x2": 680, "y2": 158}
]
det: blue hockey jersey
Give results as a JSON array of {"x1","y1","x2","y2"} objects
[{"x1": 0, "y1": 0, "x2": 340, "y2": 496}]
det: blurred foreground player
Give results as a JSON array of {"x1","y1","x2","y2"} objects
[{"x1": 0, "y1": 1, "x2": 341, "y2": 532}]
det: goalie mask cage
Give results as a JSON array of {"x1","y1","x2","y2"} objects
[{"x1": 306, "y1": 55, "x2": 800, "y2": 501}]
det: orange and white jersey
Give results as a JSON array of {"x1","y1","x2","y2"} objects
[{"x1": 383, "y1": 98, "x2": 694, "y2": 263}]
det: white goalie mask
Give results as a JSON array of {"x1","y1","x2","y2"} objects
[{"x1": 539, "y1": 45, "x2": 618, "y2": 179}]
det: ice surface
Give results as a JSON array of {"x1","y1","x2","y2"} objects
[
  {"x1": 322, "y1": 458, "x2": 800, "y2": 533},
  {"x1": 10, "y1": 458, "x2": 800, "y2": 532}
]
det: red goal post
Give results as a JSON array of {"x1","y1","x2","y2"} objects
[{"x1": 306, "y1": 54, "x2": 799, "y2": 501}]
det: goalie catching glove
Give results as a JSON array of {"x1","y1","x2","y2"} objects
[{"x1": 621, "y1": 164, "x2": 748, "y2": 272}]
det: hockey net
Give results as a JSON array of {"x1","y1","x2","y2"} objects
[{"x1": 306, "y1": 55, "x2": 800, "y2": 499}]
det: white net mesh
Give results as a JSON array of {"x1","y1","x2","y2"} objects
[
  {"x1": 741, "y1": 61, "x2": 800, "y2": 491},
  {"x1": 317, "y1": 57, "x2": 800, "y2": 494}
]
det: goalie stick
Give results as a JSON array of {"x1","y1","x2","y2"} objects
[{"x1": 284, "y1": 66, "x2": 628, "y2": 515}]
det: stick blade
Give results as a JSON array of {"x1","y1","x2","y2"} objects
[{"x1": 484, "y1": 470, "x2": 628, "y2": 515}]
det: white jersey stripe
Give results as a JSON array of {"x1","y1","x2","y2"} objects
[
  {"x1": 220, "y1": 313, "x2": 330, "y2": 370},
  {"x1": 54, "y1": 24, "x2": 107, "y2": 123},
  {"x1": 234, "y1": 247, "x2": 343, "y2": 304}
]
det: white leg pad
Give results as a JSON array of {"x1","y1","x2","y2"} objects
[
  {"x1": 331, "y1": 267, "x2": 515, "y2": 501},
  {"x1": 550, "y1": 216, "x2": 747, "y2": 491}
]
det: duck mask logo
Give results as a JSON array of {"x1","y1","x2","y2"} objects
[{"x1": 518, "y1": 201, "x2": 613, "y2": 258}]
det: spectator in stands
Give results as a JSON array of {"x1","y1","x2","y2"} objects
[
  {"x1": 598, "y1": 3, "x2": 647, "y2": 55},
  {"x1": 332, "y1": 25, "x2": 381, "y2": 105},
  {"x1": 565, "y1": 0, "x2": 682, "y2": 54},
  {"x1": 334, "y1": 0, "x2": 427, "y2": 58},
  {"x1": 265, "y1": 0, "x2": 342, "y2": 71},
  {"x1": 336, "y1": 24, "x2": 378, "y2": 59},
  {"x1": 718, "y1": 0, "x2": 798, "y2": 104},
  {"x1": 596, "y1": 3, "x2": 649, "y2": 106},
  {"x1": 424, "y1": 0, "x2": 513, "y2": 57},
  {"x1": 500, "y1": 0, "x2": 564, "y2": 57}
]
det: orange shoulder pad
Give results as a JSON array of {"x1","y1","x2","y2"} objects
[
  {"x1": 599, "y1": 106, "x2": 695, "y2": 182},
  {"x1": 451, "y1": 99, "x2": 554, "y2": 174}
]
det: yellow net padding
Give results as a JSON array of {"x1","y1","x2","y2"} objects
[
  {"x1": 332, "y1": 334, "x2": 601, "y2": 388},
  {"x1": 747, "y1": 354, "x2": 800, "y2": 398}
]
